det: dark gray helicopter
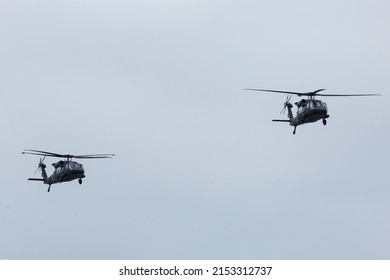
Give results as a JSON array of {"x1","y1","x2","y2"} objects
[
  {"x1": 22, "y1": 149, "x2": 115, "y2": 192},
  {"x1": 244, "y1": 88, "x2": 380, "y2": 134}
]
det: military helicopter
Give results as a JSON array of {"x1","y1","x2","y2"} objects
[
  {"x1": 244, "y1": 88, "x2": 380, "y2": 134},
  {"x1": 22, "y1": 149, "x2": 115, "y2": 192}
]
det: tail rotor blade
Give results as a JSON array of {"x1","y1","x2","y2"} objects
[
  {"x1": 280, "y1": 105, "x2": 286, "y2": 114},
  {"x1": 34, "y1": 161, "x2": 41, "y2": 175},
  {"x1": 280, "y1": 95, "x2": 291, "y2": 114}
]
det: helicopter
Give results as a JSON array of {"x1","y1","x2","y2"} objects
[
  {"x1": 244, "y1": 88, "x2": 381, "y2": 134},
  {"x1": 22, "y1": 149, "x2": 115, "y2": 192}
]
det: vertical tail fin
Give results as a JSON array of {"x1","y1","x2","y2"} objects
[
  {"x1": 40, "y1": 163, "x2": 48, "y2": 181},
  {"x1": 286, "y1": 103, "x2": 294, "y2": 121}
]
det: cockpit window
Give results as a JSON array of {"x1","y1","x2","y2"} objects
[{"x1": 67, "y1": 162, "x2": 81, "y2": 169}]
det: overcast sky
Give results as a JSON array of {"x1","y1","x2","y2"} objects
[{"x1": 1, "y1": 0, "x2": 389, "y2": 259}]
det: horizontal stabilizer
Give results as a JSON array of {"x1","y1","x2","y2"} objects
[
  {"x1": 272, "y1": 119, "x2": 290, "y2": 122},
  {"x1": 28, "y1": 178, "x2": 45, "y2": 181}
]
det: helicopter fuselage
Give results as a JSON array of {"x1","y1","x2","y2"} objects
[
  {"x1": 47, "y1": 160, "x2": 85, "y2": 185},
  {"x1": 293, "y1": 99, "x2": 329, "y2": 126}
]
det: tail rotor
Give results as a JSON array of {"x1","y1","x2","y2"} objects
[
  {"x1": 34, "y1": 156, "x2": 46, "y2": 175},
  {"x1": 280, "y1": 95, "x2": 292, "y2": 114}
]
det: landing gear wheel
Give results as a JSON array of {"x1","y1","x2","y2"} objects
[
  {"x1": 323, "y1": 119, "x2": 327, "y2": 125},
  {"x1": 78, "y1": 178, "x2": 82, "y2": 185},
  {"x1": 293, "y1": 126, "x2": 296, "y2": 135}
]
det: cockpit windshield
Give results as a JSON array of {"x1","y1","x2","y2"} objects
[{"x1": 67, "y1": 162, "x2": 83, "y2": 169}]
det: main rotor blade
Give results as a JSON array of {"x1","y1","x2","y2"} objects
[
  {"x1": 23, "y1": 150, "x2": 115, "y2": 159},
  {"x1": 244, "y1": 88, "x2": 306, "y2": 96},
  {"x1": 315, "y1": 93, "x2": 381, "y2": 97},
  {"x1": 244, "y1": 88, "x2": 381, "y2": 97},
  {"x1": 73, "y1": 154, "x2": 115, "y2": 159},
  {"x1": 22, "y1": 149, "x2": 64, "y2": 158},
  {"x1": 244, "y1": 88, "x2": 328, "y2": 96}
]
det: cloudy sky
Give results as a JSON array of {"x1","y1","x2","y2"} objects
[{"x1": 1, "y1": 0, "x2": 389, "y2": 259}]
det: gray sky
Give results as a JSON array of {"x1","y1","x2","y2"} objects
[{"x1": 1, "y1": 0, "x2": 389, "y2": 259}]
